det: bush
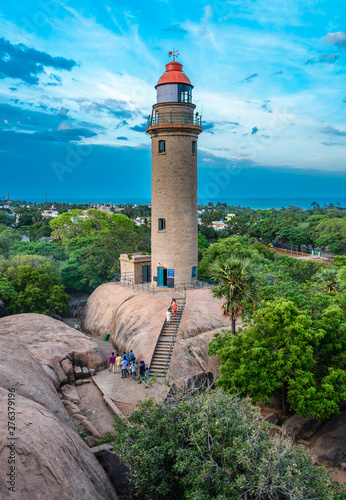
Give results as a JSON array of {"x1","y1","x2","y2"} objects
[
  {"x1": 106, "y1": 390, "x2": 345, "y2": 500},
  {"x1": 0, "y1": 255, "x2": 69, "y2": 315},
  {"x1": 208, "y1": 299, "x2": 346, "y2": 419}
]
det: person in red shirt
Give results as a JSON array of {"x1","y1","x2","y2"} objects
[
  {"x1": 172, "y1": 300, "x2": 178, "y2": 315},
  {"x1": 109, "y1": 352, "x2": 116, "y2": 374}
]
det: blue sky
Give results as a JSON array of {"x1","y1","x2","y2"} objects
[{"x1": 0, "y1": 0, "x2": 345, "y2": 202}]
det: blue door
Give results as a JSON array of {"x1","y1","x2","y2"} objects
[{"x1": 157, "y1": 267, "x2": 167, "y2": 287}]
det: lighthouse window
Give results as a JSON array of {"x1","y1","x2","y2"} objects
[
  {"x1": 178, "y1": 84, "x2": 192, "y2": 103},
  {"x1": 158, "y1": 218, "x2": 166, "y2": 231},
  {"x1": 192, "y1": 141, "x2": 197, "y2": 154},
  {"x1": 158, "y1": 140, "x2": 166, "y2": 153}
]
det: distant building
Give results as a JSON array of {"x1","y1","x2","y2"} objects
[
  {"x1": 98, "y1": 205, "x2": 110, "y2": 213},
  {"x1": 38, "y1": 237, "x2": 53, "y2": 242},
  {"x1": 21, "y1": 236, "x2": 30, "y2": 242},
  {"x1": 133, "y1": 217, "x2": 145, "y2": 226},
  {"x1": 226, "y1": 213, "x2": 235, "y2": 221},
  {"x1": 41, "y1": 210, "x2": 59, "y2": 218},
  {"x1": 212, "y1": 221, "x2": 227, "y2": 231}
]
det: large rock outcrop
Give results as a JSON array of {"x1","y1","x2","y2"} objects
[
  {"x1": 0, "y1": 337, "x2": 71, "y2": 426},
  {"x1": 0, "y1": 313, "x2": 106, "y2": 387},
  {"x1": 82, "y1": 283, "x2": 231, "y2": 381},
  {"x1": 168, "y1": 329, "x2": 222, "y2": 382},
  {"x1": 83, "y1": 283, "x2": 171, "y2": 369},
  {"x1": 0, "y1": 316, "x2": 119, "y2": 499},
  {"x1": 68, "y1": 298, "x2": 88, "y2": 318},
  {"x1": 0, "y1": 388, "x2": 118, "y2": 500},
  {"x1": 309, "y1": 411, "x2": 346, "y2": 466}
]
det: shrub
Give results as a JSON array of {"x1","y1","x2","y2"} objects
[{"x1": 106, "y1": 389, "x2": 345, "y2": 500}]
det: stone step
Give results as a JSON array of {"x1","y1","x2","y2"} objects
[{"x1": 152, "y1": 354, "x2": 171, "y2": 361}]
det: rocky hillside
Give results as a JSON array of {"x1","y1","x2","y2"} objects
[
  {"x1": 0, "y1": 315, "x2": 118, "y2": 500},
  {"x1": 82, "y1": 283, "x2": 232, "y2": 383}
]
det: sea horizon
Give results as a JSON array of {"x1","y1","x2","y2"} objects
[{"x1": 9, "y1": 196, "x2": 346, "y2": 210}]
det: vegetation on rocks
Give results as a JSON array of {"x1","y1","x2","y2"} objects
[
  {"x1": 106, "y1": 390, "x2": 345, "y2": 500},
  {"x1": 205, "y1": 234, "x2": 346, "y2": 420},
  {"x1": 209, "y1": 299, "x2": 346, "y2": 419}
]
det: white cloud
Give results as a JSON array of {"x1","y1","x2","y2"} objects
[{"x1": 324, "y1": 31, "x2": 346, "y2": 46}]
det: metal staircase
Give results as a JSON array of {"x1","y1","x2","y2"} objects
[{"x1": 149, "y1": 297, "x2": 186, "y2": 377}]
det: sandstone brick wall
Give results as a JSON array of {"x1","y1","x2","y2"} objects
[
  {"x1": 147, "y1": 102, "x2": 202, "y2": 287},
  {"x1": 119, "y1": 254, "x2": 151, "y2": 284}
]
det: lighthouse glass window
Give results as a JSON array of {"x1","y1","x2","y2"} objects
[{"x1": 178, "y1": 84, "x2": 192, "y2": 103}]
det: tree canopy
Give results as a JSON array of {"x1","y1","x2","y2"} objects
[
  {"x1": 104, "y1": 389, "x2": 345, "y2": 500},
  {"x1": 0, "y1": 255, "x2": 69, "y2": 315},
  {"x1": 209, "y1": 299, "x2": 346, "y2": 419}
]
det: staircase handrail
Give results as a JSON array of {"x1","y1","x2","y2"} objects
[{"x1": 164, "y1": 291, "x2": 186, "y2": 377}]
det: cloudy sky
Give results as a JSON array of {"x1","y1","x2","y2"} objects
[{"x1": 0, "y1": 0, "x2": 345, "y2": 203}]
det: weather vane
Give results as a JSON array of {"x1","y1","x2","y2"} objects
[{"x1": 168, "y1": 48, "x2": 179, "y2": 61}]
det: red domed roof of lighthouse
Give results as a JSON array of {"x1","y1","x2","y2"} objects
[{"x1": 156, "y1": 60, "x2": 193, "y2": 88}]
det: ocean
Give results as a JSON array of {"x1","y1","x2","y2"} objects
[{"x1": 27, "y1": 197, "x2": 346, "y2": 210}]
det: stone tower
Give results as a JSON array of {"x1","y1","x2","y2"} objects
[{"x1": 147, "y1": 56, "x2": 203, "y2": 288}]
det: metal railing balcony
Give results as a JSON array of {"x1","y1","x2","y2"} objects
[
  {"x1": 114, "y1": 272, "x2": 154, "y2": 293},
  {"x1": 114, "y1": 272, "x2": 217, "y2": 294},
  {"x1": 147, "y1": 112, "x2": 202, "y2": 127}
]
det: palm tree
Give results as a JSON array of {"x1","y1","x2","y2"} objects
[{"x1": 209, "y1": 256, "x2": 257, "y2": 335}]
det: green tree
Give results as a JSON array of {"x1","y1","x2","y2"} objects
[
  {"x1": 209, "y1": 256, "x2": 257, "y2": 335},
  {"x1": 337, "y1": 266, "x2": 346, "y2": 292},
  {"x1": 314, "y1": 268, "x2": 339, "y2": 292},
  {"x1": 201, "y1": 210, "x2": 224, "y2": 225},
  {"x1": 197, "y1": 233, "x2": 209, "y2": 249},
  {"x1": 198, "y1": 224, "x2": 218, "y2": 242},
  {"x1": 333, "y1": 256, "x2": 346, "y2": 268},
  {"x1": 208, "y1": 299, "x2": 346, "y2": 419},
  {"x1": 0, "y1": 210, "x2": 13, "y2": 226},
  {"x1": 9, "y1": 241, "x2": 68, "y2": 262},
  {"x1": 0, "y1": 230, "x2": 21, "y2": 258},
  {"x1": 105, "y1": 389, "x2": 344, "y2": 500},
  {"x1": 0, "y1": 255, "x2": 69, "y2": 315},
  {"x1": 14, "y1": 206, "x2": 42, "y2": 228}
]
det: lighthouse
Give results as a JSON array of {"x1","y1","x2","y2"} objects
[{"x1": 147, "y1": 53, "x2": 203, "y2": 288}]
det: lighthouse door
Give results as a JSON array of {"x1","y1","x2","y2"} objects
[{"x1": 157, "y1": 267, "x2": 168, "y2": 287}]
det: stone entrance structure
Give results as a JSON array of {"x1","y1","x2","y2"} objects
[{"x1": 119, "y1": 253, "x2": 151, "y2": 284}]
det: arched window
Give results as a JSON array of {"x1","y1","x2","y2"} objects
[
  {"x1": 158, "y1": 218, "x2": 166, "y2": 231},
  {"x1": 192, "y1": 141, "x2": 197, "y2": 154}
]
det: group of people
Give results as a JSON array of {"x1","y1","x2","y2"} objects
[
  {"x1": 166, "y1": 299, "x2": 178, "y2": 325},
  {"x1": 109, "y1": 351, "x2": 150, "y2": 387}
]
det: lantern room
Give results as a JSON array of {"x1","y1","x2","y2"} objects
[{"x1": 155, "y1": 60, "x2": 193, "y2": 104}]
